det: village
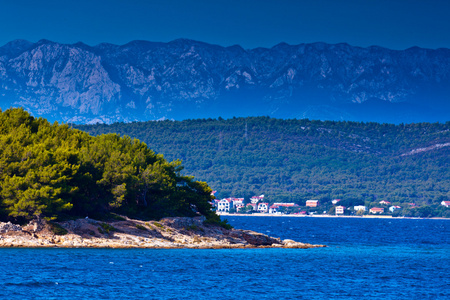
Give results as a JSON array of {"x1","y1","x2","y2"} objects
[{"x1": 211, "y1": 193, "x2": 450, "y2": 217}]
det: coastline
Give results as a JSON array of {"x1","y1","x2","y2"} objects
[
  {"x1": 0, "y1": 216, "x2": 325, "y2": 249},
  {"x1": 218, "y1": 213, "x2": 449, "y2": 220},
  {"x1": 219, "y1": 213, "x2": 391, "y2": 218}
]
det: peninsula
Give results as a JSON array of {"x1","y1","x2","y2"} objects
[{"x1": 0, "y1": 216, "x2": 324, "y2": 249}]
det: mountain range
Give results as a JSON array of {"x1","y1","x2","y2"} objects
[{"x1": 1, "y1": 39, "x2": 449, "y2": 124}]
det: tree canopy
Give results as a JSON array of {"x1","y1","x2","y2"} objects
[{"x1": 0, "y1": 108, "x2": 219, "y2": 224}]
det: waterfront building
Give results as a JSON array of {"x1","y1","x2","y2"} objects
[
  {"x1": 217, "y1": 199, "x2": 233, "y2": 212},
  {"x1": 335, "y1": 206, "x2": 345, "y2": 215},
  {"x1": 354, "y1": 205, "x2": 367, "y2": 212},
  {"x1": 370, "y1": 207, "x2": 384, "y2": 214},
  {"x1": 250, "y1": 195, "x2": 265, "y2": 204},
  {"x1": 389, "y1": 206, "x2": 402, "y2": 212},
  {"x1": 269, "y1": 205, "x2": 280, "y2": 214},
  {"x1": 306, "y1": 200, "x2": 319, "y2": 207}
]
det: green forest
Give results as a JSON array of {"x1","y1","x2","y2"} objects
[
  {"x1": 0, "y1": 108, "x2": 222, "y2": 225},
  {"x1": 77, "y1": 116, "x2": 450, "y2": 218}
]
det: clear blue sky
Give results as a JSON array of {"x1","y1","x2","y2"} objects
[{"x1": 1, "y1": 0, "x2": 449, "y2": 49}]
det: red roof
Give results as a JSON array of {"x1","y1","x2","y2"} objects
[
  {"x1": 370, "y1": 207, "x2": 384, "y2": 211},
  {"x1": 273, "y1": 203, "x2": 298, "y2": 207},
  {"x1": 225, "y1": 197, "x2": 243, "y2": 201}
]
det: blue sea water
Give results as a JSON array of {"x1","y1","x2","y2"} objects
[{"x1": 1, "y1": 217, "x2": 449, "y2": 299}]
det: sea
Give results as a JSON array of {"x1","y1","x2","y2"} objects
[{"x1": 1, "y1": 216, "x2": 449, "y2": 299}]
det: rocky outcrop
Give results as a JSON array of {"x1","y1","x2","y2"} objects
[
  {"x1": 0, "y1": 217, "x2": 325, "y2": 249},
  {"x1": 230, "y1": 230, "x2": 282, "y2": 246},
  {"x1": 0, "y1": 222, "x2": 22, "y2": 233},
  {"x1": 1, "y1": 39, "x2": 449, "y2": 124}
]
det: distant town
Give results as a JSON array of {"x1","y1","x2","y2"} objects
[{"x1": 211, "y1": 192, "x2": 450, "y2": 217}]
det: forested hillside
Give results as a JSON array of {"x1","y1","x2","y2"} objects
[
  {"x1": 0, "y1": 108, "x2": 219, "y2": 224},
  {"x1": 77, "y1": 117, "x2": 450, "y2": 216}
]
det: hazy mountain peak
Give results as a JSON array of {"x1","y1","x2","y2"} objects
[
  {"x1": 0, "y1": 39, "x2": 34, "y2": 57},
  {"x1": 0, "y1": 39, "x2": 449, "y2": 124}
]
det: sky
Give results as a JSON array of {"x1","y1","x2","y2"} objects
[{"x1": 0, "y1": 0, "x2": 449, "y2": 50}]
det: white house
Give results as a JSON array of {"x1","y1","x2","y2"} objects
[
  {"x1": 212, "y1": 199, "x2": 221, "y2": 208},
  {"x1": 389, "y1": 206, "x2": 402, "y2": 213},
  {"x1": 335, "y1": 206, "x2": 345, "y2": 215},
  {"x1": 269, "y1": 205, "x2": 280, "y2": 214},
  {"x1": 332, "y1": 199, "x2": 341, "y2": 205},
  {"x1": 441, "y1": 201, "x2": 450, "y2": 207},
  {"x1": 354, "y1": 205, "x2": 367, "y2": 212},
  {"x1": 257, "y1": 202, "x2": 269, "y2": 213},
  {"x1": 234, "y1": 204, "x2": 245, "y2": 212},
  {"x1": 225, "y1": 198, "x2": 243, "y2": 212},
  {"x1": 379, "y1": 200, "x2": 391, "y2": 205},
  {"x1": 217, "y1": 199, "x2": 233, "y2": 212},
  {"x1": 250, "y1": 195, "x2": 265, "y2": 204},
  {"x1": 231, "y1": 198, "x2": 244, "y2": 206}
]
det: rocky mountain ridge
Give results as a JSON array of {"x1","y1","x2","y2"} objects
[{"x1": 1, "y1": 39, "x2": 449, "y2": 124}]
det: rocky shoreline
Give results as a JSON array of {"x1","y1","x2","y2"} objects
[{"x1": 0, "y1": 217, "x2": 325, "y2": 249}]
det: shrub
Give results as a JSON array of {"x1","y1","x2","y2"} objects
[
  {"x1": 153, "y1": 222, "x2": 164, "y2": 229},
  {"x1": 219, "y1": 220, "x2": 233, "y2": 230},
  {"x1": 136, "y1": 224, "x2": 147, "y2": 231},
  {"x1": 49, "y1": 222, "x2": 68, "y2": 235},
  {"x1": 110, "y1": 214, "x2": 126, "y2": 221},
  {"x1": 186, "y1": 224, "x2": 204, "y2": 232},
  {"x1": 98, "y1": 222, "x2": 117, "y2": 234}
]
